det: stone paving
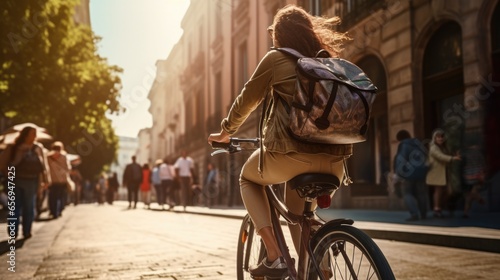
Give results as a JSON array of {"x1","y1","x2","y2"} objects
[
  {"x1": 1, "y1": 200, "x2": 499, "y2": 279},
  {"x1": 0, "y1": 202, "x2": 241, "y2": 280}
]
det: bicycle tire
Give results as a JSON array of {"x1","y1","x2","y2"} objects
[
  {"x1": 306, "y1": 224, "x2": 395, "y2": 280},
  {"x1": 236, "y1": 214, "x2": 266, "y2": 280}
]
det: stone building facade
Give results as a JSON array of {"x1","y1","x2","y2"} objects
[{"x1": 147, "y1": 0, "x2": 499, "y2": 210}]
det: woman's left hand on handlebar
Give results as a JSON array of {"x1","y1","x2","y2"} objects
[{"x1": 208, "y1": 130, "x2": 231, "y2": 145}]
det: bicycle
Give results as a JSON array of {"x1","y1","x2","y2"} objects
[{"x1": 211, "y1": 137, "x2": 395, "y2": 280}]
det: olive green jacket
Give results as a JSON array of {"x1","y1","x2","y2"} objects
[{"x1": 221, "y1": 50, "x2": 352, "y2": 156}]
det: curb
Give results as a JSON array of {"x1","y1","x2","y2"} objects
[
  {"x1": 360, "y1": 228, "x2": 500, "y2": 254},
  {"x1": 182, "y1": 208, "x2": 500, "y2": 254}
]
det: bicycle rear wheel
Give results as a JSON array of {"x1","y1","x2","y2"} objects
[
  {"x1": 307, "y1": 224, "x2": 395, "y2": 279},
  {"x1": 236, "y1": 214, "x2": 266, "y2": 280}
]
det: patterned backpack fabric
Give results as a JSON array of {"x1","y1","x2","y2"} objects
[{"x1": 276, "y1": 48, "x2": 378, "y2": 144}]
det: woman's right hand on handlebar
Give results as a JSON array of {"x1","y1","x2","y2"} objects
[{"x1": 208, "y1": 130, "x2": 231, "y2": 146}]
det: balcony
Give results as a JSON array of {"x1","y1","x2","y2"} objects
[
  {"x1": 180, "y1": 51, "x2": 205, "y2": 87},
  {"x1": 332, "y1": 0, "x2": 386, "y2": 31}
]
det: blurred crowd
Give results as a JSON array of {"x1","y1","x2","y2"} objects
[{"x1": 0, "y1": 125, "x2": 220, "y2": 241}]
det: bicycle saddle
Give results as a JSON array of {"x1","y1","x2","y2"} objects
[{"x1": 288, "y1": 173, "x2": 340, "y2": 198}]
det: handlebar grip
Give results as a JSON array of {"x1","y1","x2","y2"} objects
[{"x1": 211, "y1": 141, "x2": 230, "y2": 149}]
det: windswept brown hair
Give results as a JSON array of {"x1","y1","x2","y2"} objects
[{"x1": 271, "y1": 4, "x2": 349, "y2": 57}]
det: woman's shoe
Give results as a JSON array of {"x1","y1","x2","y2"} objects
[{"x1": 249, "y1": 257, "x2": 288, "y2": 279}]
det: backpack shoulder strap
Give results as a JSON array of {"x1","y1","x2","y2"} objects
[
  {"x1": 274, "y1": 47, "x2": 305, "y2": 59},
  {"x1": 275, "y1": 48, "x2": 330, "y2": 59}
]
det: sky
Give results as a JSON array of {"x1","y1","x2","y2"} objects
[{"x1": 89, "y1": 0, "x2": 190, "y2": 138}]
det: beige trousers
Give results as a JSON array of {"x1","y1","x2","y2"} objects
[{"x1": 240, "y1": 149, "x2": 345, "y2": 253}]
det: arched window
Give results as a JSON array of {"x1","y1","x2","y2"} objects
[
  {"x1": 422, "y1": 21, "x2": 464, "y2": 141},
  {"x1": 350, "y1": 55, "x2": 389, "y2": 196}
]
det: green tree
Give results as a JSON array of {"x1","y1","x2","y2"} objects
[{"x1": 0, "y1": 0, "x2": 123, "y2": 180}]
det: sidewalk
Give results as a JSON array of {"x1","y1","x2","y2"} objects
[{"x1": 183, "y1": 205, "x2": 500, "y2": 254}]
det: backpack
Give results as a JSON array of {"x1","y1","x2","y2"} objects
[
  {"x1": 394, "y1": 139, "x2": 428, "y2": 181},
  {"x1": 275, "y1": 48, "x2": 378, "y2": 144},
  {"x1": 16, "y1": 145, "x2": 44, "y2": 178}
]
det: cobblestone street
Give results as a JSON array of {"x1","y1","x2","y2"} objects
[
  {"x1": 1, "y1": 200, "x2": 499, "y2": 279},
  {"x1": 0, "y1": 202, "x2": 240, "y2": 280}
]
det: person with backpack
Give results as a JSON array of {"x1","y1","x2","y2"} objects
[
  {"x1": 0, "y1": 126, "x2": 50, "y2": 239},
  {"x1": 122, "y1": 156, "x2": 142, "y2": 209},
  {"x1": 208, "y1": 5, "x2": 352, "y2": 278},
  {"x1": 393, "y1": 130, "x2": 429, "y2": 221}
]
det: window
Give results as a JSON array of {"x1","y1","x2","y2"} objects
[
  {"x1": 214, "y1": 72, "x2": 223, "y2": 127},
  {"x1": 308, "y1": 0, "x2": 384, "y2": 29},
  {"x1": 196, "y1": 90, "x2": 204, "y2": 128},
  {"x1": 423, "y1": 23, "x2": 462, "y2": 78},
  {"x1": 215, "y1": 8, "x2": 222, "y2": 37}
]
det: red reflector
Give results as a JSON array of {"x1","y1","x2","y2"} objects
[{"x1": 317, "y1": 194, "x2": 331, "y2": 209}]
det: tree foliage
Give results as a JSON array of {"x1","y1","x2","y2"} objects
[{"x1": 0, "y1": 0, "x2": 123, "y2": 180}]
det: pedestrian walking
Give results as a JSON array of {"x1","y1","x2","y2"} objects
[
  {"x1": 203, "y1": 162, "x2": 218, "y2": 207},
  {"x1": 122, "y1": 156, "x2": 142, "y2": 209},
  {"x1": 393, "y1": 130, "x2": 429, "y2": 221},
  {"x1": 0, "y1": 126, "x2": 51, "y2": 239},
  {"x1": 96, "y1": 173, "x2": 107, "y2": 205},
  {"x1": 106, "y1": 172, "x2": 119, "y2": 205},
  {"x1": 462, "y1": 144, "x2": 486, "y2": 218},
  {"x1": 82, "y1": 179, "x2": 93, "y2": 203},
  {"x1": 140, "y1": 164, "x2": 152, "y2": 209},
  {"x1": 159, "y1": 157, "x2": 175, "y2": 210},
  {"x1": 47, "y1": 141, "x2": 71, "y2": 219},
  {"x1": 151, "y1": 159, "x2": 162, "y2": 208},
  {"x1": 70, "y1": 166, "x2": 83, "y2": 206},
  {"x1": 174, "y1": 150, "x2": 194, "y2": 211},
  {"x1": 426, "y1": 128, "x2": 461, "y2": 218}
]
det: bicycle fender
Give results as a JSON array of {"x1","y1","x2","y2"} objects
[
  {"x1": 312, "y1": 218, "x2": 354, "y2": 238},
  {"x1": 324, "y1": 218, "x2": 354, "y2": 227}
]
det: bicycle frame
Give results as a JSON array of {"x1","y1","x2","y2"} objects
[
  {"x1": 265, "y1": 184, "x2": 355, "y2": 280},
  {"x1": 212, "y1": 138, "x2": 335, "y2": 279}
]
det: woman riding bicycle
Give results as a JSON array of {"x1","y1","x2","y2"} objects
[{"x1": 208, "y1": 5, "x2": 351, "y2": 279}]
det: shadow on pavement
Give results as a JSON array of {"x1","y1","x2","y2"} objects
[{"x1": 0, "y1": 238, "x2": 26, "y2": 256}]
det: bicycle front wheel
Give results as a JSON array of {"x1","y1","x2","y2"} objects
[
  {"x1": 236, "y1": 214, "x2": 266, "y2": 280},
  {"x1": 307, "y1": 224, "x2": 395, "y2": 280}
]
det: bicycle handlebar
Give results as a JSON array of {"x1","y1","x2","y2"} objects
[{"x1": 210, "y1": 137, "x2": 260, "y2": 156}]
